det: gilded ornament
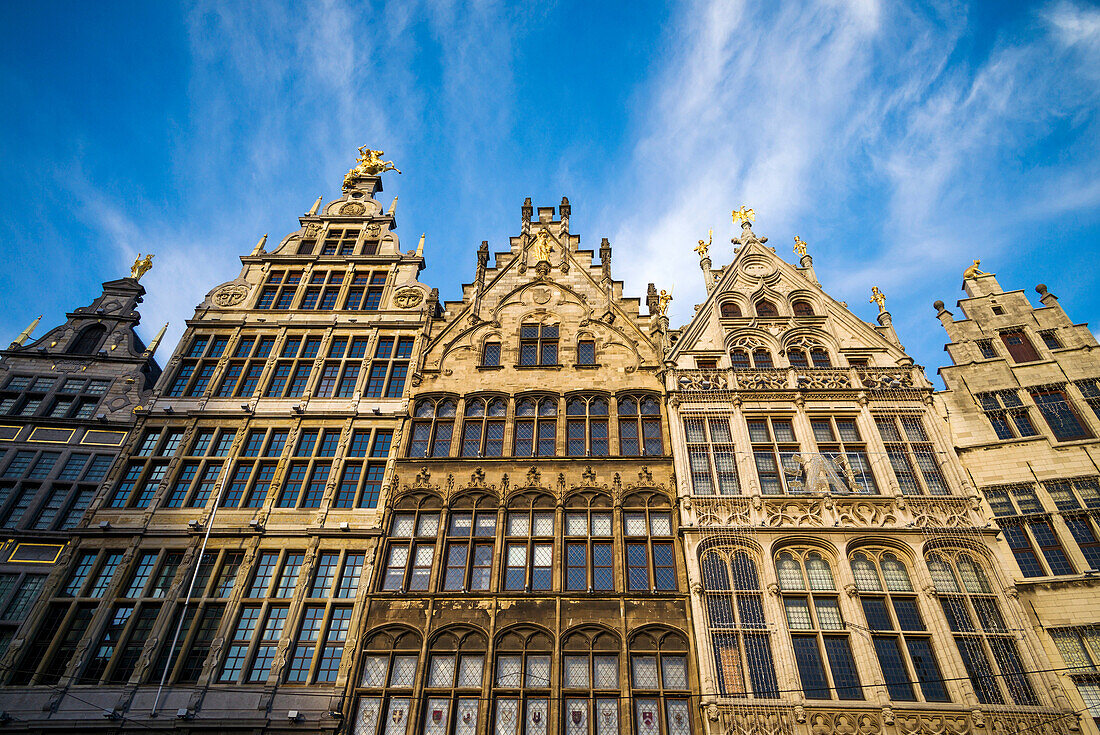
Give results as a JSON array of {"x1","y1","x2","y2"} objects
[
  {"x1": 657, "y1": 288, "x2": 673, "y2": 317},
  {"x1": 869, "y1": 285, "x2": 886, "y2": 313},
  {"x1": 793, "y1": 235, "x2": 808, "y2": 256},
  {"x1": 130, "y1": 253, "x2": 154, "y2": 281},
  {"x1": 530, "y1": 228, "x2": 554, "y2": 262},
  {"x1": 731, "y1": 205, "x2": 755, "y2": 226},
  {"x1": 962, "y1": 259, "x2": 989, "y2": 279},
  {"x1": 694, "y1": 229, "x2": 712, "y2": 258},
  {"x1": 343, "y1": 146, "x2": 401, "y2": 189},
  {"x1": 393, "y1": 288, "x2": 423, "y2": 309}
]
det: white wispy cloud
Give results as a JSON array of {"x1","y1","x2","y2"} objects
[{"x1": 610, "y1": 0, "x2": 1100, "y2": 370}]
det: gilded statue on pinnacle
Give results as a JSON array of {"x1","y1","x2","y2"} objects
[
  {"x1": 530, "y1": 229, "x2": 555, "y2": 263},
  {"x1": 657, "y1": 289, "x2": 673, "y2": 317},
  {"x1": 793, "y1": 236, "x2": 808, "y2": 257},
  {"x1": 130, "y1": 254, "x2": 154, "y2": 281},
  {"x1": 731, "y1": 206, "x2": 755, "y2": 226},
  {"x1": 694, "y1": 230, "x2": 712, "y2": 259},
  {"x1": 343, "y1": 146, "x2": 402, "y2": 190},
  {"x1": 963, "y1": 260, "x2": 989, "y2": 280},
  {"x1": 869, "y1": 286, "x2": 886, "y2": 313}
]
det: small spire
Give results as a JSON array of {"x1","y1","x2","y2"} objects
[
  {"x1": 13, "y1": 315, "x2": 41, "y2": 346},
  {"x1": 146, "y1": 322, "x2": 169, "y2": 356},
  {"x1": 388, "y1": 196, "x2": 398, "y2": 216},
  {"x1": 416, "y1": 233, "x2": 425, "y2": 257},
  {"x1": 251, "y1": 234, "x2": 268, "y2": 256},
  {"x1": 308, "y1": 195, "x2": 323, "y2": 216}
]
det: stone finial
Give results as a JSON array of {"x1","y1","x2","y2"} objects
[
  {"x1": 307, "y1": 195, "x2": 323, "y2": 216},
  {"x1": 478, "y1": 240, "x2": 489, "y2": 267},
  {"x1": 559, "y1": 196, "x2": 570, "y2": 217},
  {"x1": 416, "y1": 233, "x2": 425, "y2": 258},
  {"x1": 250, "y1": 234, "x2": 267, "y2": 256},
  {"x1": 388, "y1": 195, "x2": 398, "y2": 216},
  {"x1": 646, "y1": 283, "x2": 659, "y2": 315},
  {"x1": 933, "y1": 300, "x2": 945, "y2": 311},
  {"x1": 521, "y1": 197, "x2": 533, "y2": 222}
]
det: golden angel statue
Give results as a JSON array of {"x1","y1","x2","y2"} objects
[
  {"x1": 657, "y1": 289, "x2": 673, "y2": 317},
  {"x1": 731, "y1": 206, "x2": 755, "y2": 226},
  {"x1": 343, "y1": 146, "x2": 401, "y2": 189},
  {"x1": 962, "y1": 259, "x2": 988, "y2": 279},
  {"x1": 530, "y1": 229, "x2": 555, "y2": 262},
  {"x1": 869, "y1": 286, "x2": 886, "y2": 313},
  {"x1": 694, "y1": 230, "x2": 712, "y2": 259},
  {"x1": 130, "y1": 253, "x2": 154, "y2": 281},
  {"x1": 793, "y1": 236, "x2": 808, "y2": 257}
]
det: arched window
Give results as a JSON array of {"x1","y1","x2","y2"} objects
[
  {"x1": 786, "y1": 344, "x2": 831, "y2": 369},
  {"x1": 755, "y1": 300, "x2": 778, "y2": 317},
  {"x1": 513, "y1": 397, "x2": 557, "y2": 457},
  {"x1": 729, "y1": 349, "x2": 750, "y2": 369},
  {"x1": 561, "y1": 628, "x2": 622, "y2": 732},
  {"x1": 700, "y1": 548, "x2": 778, "y2": 697},
  {"x1": 792, "y1": 300, "x2": 815, "y2": 317},
  {"x1": 850, "y1": 549, "x2": 949, "y2": 702},
  {"x1": 492, "y1": 627, "x2": 552, "y2": 732},
  {"x1": 617, "y1": 395, "x2": 662, "y2": 456},
  {"x1": 422, "y1": 628, "x2": 487, "y2": 733},
  {"x1": 504, "y1": 494, "x2": 555, "y2": 591},
  {"x1": 461, "y1": 396, "x2": 507, "y2": 457},
  {"x1": 355, "y1": 627, "x2": 422, "y2": 734},
  {"x1": 482, "y1": 340, "x2": 501, "y2": 367},
  {"x1": 720, "y1": 302, "x2": 741, "y2": 318},
  {"x1": 408, "y1": 397, "x2": 457, "y2": 458},
  {"x1": 776, "y1": 549, "x2": 863, "y2": 700},
  {"x1": 628, "y1": 628, "x2": 691, "y2": 735},
  {"x1": 442, "y1": 498, "x2": 497, "y2": 591},
  {"x1": 381, "y1": 498, "x2": 441, "y2": 591},
  {"x1": 67, "y1": 324, "x2": 106, "y2": 355},
  {"x1": 567, "y1": 395, "x2": 610, "y2": 457},
  {"x1": 751, "y1": 349, "x2": 773, "y2": 369},
  {"x1": 623, "y1": 493, "x2": 676, "y2": 592},
  {"x1": 925, "y1": 550, "x2": 1038, "y2": 705},
  {"x1": 564, "y1": 492, "x2": 614, "y2": 591}
]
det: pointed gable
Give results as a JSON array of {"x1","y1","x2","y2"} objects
[{"x1": 669, "y1": 222, "x2": 911, "y2": 370}]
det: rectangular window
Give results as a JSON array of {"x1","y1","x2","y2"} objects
[
  {"x1": 519, "y1": 324, "x2": 559, "y2": 366},
  {"x1": 999, "y1": 330, "x2": 1040, "y2": 363},
  {"x1": 875, "y1": 416, "x2": 948, "y2": 495},
  {"x1": 1031, "y1": 388, "x2": 1093, "y2": 441}
]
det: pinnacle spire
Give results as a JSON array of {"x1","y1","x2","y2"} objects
[
  {"x1": 416, "y1": 233, "x2": 425, "y2": 258},
  {"x1": 251, "y1": 234, "x2": 267, "y2": 256},
  {"x1": 146, "y1": 322, "x2": 169, "y2": 357},
  {"x1": 308, "y1": 195, "x2": 323, "y2": 216},
  {"x1": 388, "y1": 196, "x2": 398, "y2": 216},
  {"x1": 12, "y1": 315, "x2": 41, "y2": 346}
]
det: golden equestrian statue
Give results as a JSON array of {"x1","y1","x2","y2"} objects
[
  {"x1": 694, "y1": 229, "x2": 712, "y2": 259},
  {"x1": 343, "y1": 146, "x2": 402, "y2": 190},
  {"x1": 869, "y1": 286, "x2": 886, "y2": 313},
  {"x1": 130, "y1": 254, "x2": 154, "y2": 281},
  {"x1": 793, "y1": 236, "x2": 808, "y2": 257},
  {"x1": 657, "y1": 289, "x2": 673, "y2": 317},
  {"x1": 962, "y1": 259, "x2": 988, "y2": 279}
]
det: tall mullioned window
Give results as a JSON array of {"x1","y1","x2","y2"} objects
[
  {"x1": 355, "y1": 627, "x2": 422, "y2": 735},
  {"x1": 809, "y1": 416, "x2": 877, "y2": 494},
  {"x1": 747, "y1": 416, "x2": 801, "y2": 494},
  {"x1": 561, "y1": 627, "x2": 622, "y2": 734},
  {"x1": 623, "y1": 499, "x2": 676, "y2": 592},
  {"x1": 850, "y1": 549, "x2": 949, "y2": 702},
  {"x1": 1045, "y1": 477, "x2": 1100, "y2": 571},
  {"x1": 365, "y1": 335, "x2": 414, "y2": 398},
  {"x1": 618, "y1": 394, "x2": 663, "y2": 456},
  {"x1": 221, "y1": 427, "x2": 288, "y2": 508},
  {"x1": 256, "y1": 269, "x2": 302, "y2": 310},
  {"x1": 492, "y1": 626, "x2": 552, "y2": 735},
  {"x1": 335, "y1": 428, "x2": 392, "y2": 509},
  {"x1": 567, "y1": 395, "x2": 609, "y2": 457},
  {"x1": 926, "y1": 549, "x2": 1037, "y2": 705},
  {"x1": 1030, "y1": 386, "x2": 1093, "y2": 441},
  {"x1": 629, "y1": 629, "x2": 693, "y2": 735},
  {"x1": 974, "y1": 390, "x2": 1038, "y2": 440},
  {"x1": 700, "y1": 547, "x2": 778, "y2": 698},
  {"x1": 344, "y1": 270, "x2": 388, "y2": 310},
  {"x1": 164, "y1": 428, "x2": 235, "y2": 508},
  {"x1": 983, "y1": 483, "x2": 1075, "y2": 577},
  {"x1": 564, "y1": 496, "x2": 614, "y2": 592},
  {"x1": 381, "y1": 505, "x2": 440, "y2": 592},
  {"x1": 683, "y1": 415, "x2": 740, "y2": 495},
  {"x1": 514, "y1": 397, "x2": 557, "y2": 457},
  {"x1": 314, "y1": 336, "x2": 369, "y2": 398},
  {"x1": 875, "y1": 415, "x2": 948, "y2": 495},
  {"x1": 409, "y1": 397, "x2": 457, "y2": 458},
  {"x1": 461, "y1": 396, "x2": 507, "y2": 458},
  {"x1": 776, "y1": 549, "x2": 862, "y2": 700},
  {"x1": 107, "y1": 427, "x2": 186, "y2": 509},
  {"x1": 275, "y1": 429, "x2": 340, "y2": 509}
]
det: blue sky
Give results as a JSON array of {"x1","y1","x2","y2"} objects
[{"x1": 1, "y1": 0, "x2": 1098, "y2": 383}]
